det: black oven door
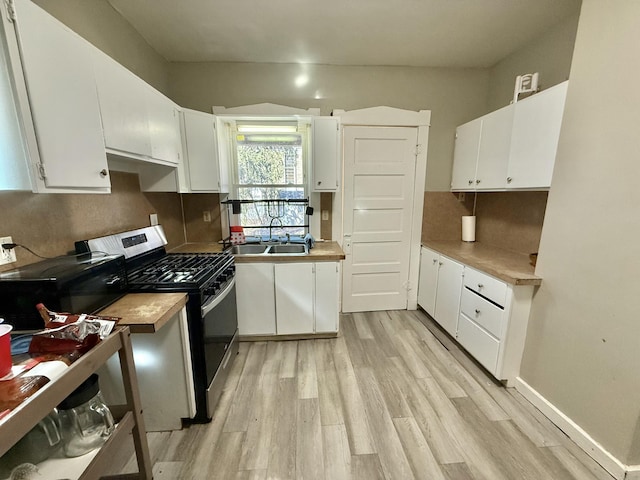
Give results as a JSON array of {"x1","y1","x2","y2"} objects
[{"x1": 201, "y1": 278, "x2": 238, "y2": 416}]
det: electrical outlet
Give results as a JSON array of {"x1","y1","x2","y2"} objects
[
  {"x1": 458, "y1": 192, "x2": 466, "y2": 202},
  {"x1": 321, "y1": 210, "x2": 329, "y2": 221},
  {"x1": 203, "y1": 211, "x2": 211, "y2": 223},
  {"x1": 149, "y1": 213, "x2": 158, "y2": 226},
  {"x1": 0, "y1": 236, "x2": 17, "y2": 266}
]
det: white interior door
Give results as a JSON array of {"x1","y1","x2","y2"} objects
[{"x1": 342, "y1": 126, "x2": 418, "y2": 312}]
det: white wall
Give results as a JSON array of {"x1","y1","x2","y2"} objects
[
  {"x1": 520, "y1": 0, "x2": 640, "y2": 466},
  {"x1": 169, "y1": 62, "x2": 489, "y2": 191},
  {"x1": 33, "y1": 0, "x2": 170, "y2": 94},
  {"x1": 487, "y1": 13, "x2": 579, "y2": 111}
]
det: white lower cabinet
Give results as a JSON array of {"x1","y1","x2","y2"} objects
[
  {"x1": 315, "y1": 262, "x2": 341, "y2": 333},
  {"x1": 236, "y1": 261, "x2": 340, "y2": 336},
  {"x1": 236, "y1": 263, "x2": 277, "y2": 335},
  {"x1": 417, "y1": 249, "x2": 535, "y2": 385},
  {"x1": 417, "y1": 247, "x2": 463, "y2": 337},
  {"x1": 275, "y1": 263, "x2": 314, "y2": 334}
]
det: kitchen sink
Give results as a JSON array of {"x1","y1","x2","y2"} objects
[
  {"x1": 230, "y1": 244, "x2": 269, "y2": 255},
  {"x1": 229, "y1": 243, "x2": 308, "y2": 255},
  {"x1": 267, "y1": 244, "x2": 308, "y2": 254}
]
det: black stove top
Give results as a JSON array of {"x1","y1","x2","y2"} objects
[{"x1": 127, "y1": 252, "x2": 234, "y2": 292}]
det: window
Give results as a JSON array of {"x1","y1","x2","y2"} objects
[{"x1": 231, "y1": 121, "x2": 309, "y2": 238}]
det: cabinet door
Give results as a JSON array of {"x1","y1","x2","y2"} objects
[
  {"x1": 315, "y1": 262, "x2": 340, "y2": 333},
  {"x1": 14, "y1": 0, "x2": 109, "y2": 189},
  {"x1": 275, "y1": 263, "x2": 314, "y2": 334},
  {"x1": 475, "y1": 105, "x2": 513, "y2": 190},
  {"x1": 182, "y1": 109, "x2": 220, "y2": 192},
  {"x1": 312, "y1": 116, "x2": 340, "y2": 192},
  {"x1": 236, "y1": 263, "x2": 276, "y2": 335},
  {"x1": 451, "y1": 118, "x2": 481, "y2": 191},
  {"x1": 507, "y1": 81, "x2": 568, "y2": 189},
  {"x1": 433, "y1": 256, "x2": 464, "y2": 337},
  {"x1": 92, "y1": 49, "x2": 151, "y2": 157},
  {"x1": 417, "y1": 247, "x2": 439, "y2": 317},
  {"x1": 146, "y1": 88, "x2": 181, "y2": 165}
]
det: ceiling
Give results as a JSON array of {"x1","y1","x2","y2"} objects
[{"x1": 107, "y1": 0, "x2": 581, "y2": 68}]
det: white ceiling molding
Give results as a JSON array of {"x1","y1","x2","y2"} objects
[
  {"x1": 213, "y1": 103, "x2": 320, "y2": 117},
  {"x1": 333, "y1": 106, "x2": 431, "y2": 127}
]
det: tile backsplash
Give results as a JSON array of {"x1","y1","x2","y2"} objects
[
  {"x1": 0, "y1": 172, "x2": 185, "y2": 272},
  {"x1": 422, "y1": 191, "x2": 548, "y2": 255}
]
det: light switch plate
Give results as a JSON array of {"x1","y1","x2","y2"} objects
[{"x1": 149, "y1": 213, "x2": 159, "y2": 226}]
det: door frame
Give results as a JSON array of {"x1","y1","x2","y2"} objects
[{"x1": 333, "y1": 106, "x2": 431, "y2": 310}]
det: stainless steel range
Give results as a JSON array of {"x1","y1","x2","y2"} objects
[{"x1": 75, "y1": 226, "x2": 238, "y2": 423}]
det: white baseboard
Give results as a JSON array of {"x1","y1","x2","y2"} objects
[{"x1": 515, "y1": 377, "x2": 640, "y2": 480}]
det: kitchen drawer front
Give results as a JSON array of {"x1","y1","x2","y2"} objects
[
  {"x1": 460, "y1": 287, "x2": 504, "y2": 339},
  {"x1": 463, "y1": 267, "x2": 507, "y2": 307},
  {"x1": 457, "y1": 313, "x2": 500, "y2": 374}
]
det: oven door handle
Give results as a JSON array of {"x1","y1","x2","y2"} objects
[{"x1": 201, "y1": 277, "x2": 236, "y2": 317}]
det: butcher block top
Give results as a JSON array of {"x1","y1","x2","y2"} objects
[
  {"x1": 170, "y1": 241, "x2": 345, "y2": 262},
  {"x1": 423, "y1": 241, "x2": 542, "y2": 286},
  {"x1": 99, "y1": 292, "x2": 188, "y2": 334}
]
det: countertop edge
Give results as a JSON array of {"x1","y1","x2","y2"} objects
[
  {"x1": 422, "y1": 241, "x2": 542, "y2": 286},
  {"x1": 99, "y1": 292, "x2": 188, "y2": 334}
]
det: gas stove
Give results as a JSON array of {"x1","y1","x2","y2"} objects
[
  {"x1": 76, "y1": 226, "x2": 238, "y2": 423},
  {"x1": 127, "y1": 252, "x2": 234, "y2": 296}
]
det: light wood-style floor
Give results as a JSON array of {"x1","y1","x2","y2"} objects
[{"x1": 110, "y1": 309, "x2": 614, "y2": 480}]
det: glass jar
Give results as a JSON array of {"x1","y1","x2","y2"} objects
[
  {"x1": 57, "y1": 374, "x2": 114, "y2": 457},
  {"x1": 0, "y1": 411, "x2": 62, "y2": 477}
]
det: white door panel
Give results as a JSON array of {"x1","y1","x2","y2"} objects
[
  {"x1": 351, "y1": 272, "x2": 403, "y2": 295},
  {"x1": 342, "y1": 126, "x2": 417, "y2": 312},
  {"x1": 351, "y1": 243, "x2": 403, "y2": 266}
]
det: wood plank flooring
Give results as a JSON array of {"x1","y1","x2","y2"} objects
[{"x1": 108, "y1": 310, "x2": 614, "y2": 480}]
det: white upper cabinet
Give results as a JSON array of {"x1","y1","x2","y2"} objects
[
  {"x1": 146, "y1": 88, "x2": 181, "y2": 165},
  {"x1": 451, "y1": 105, "x2": 513, "y2": 191},
  {"x1": 181, "y1": 109, "x2": 221, "y2": 192},
  {"x1": 92, "y1": 48, "x2": 151, "y2": 159},
  {"x1": 12, "y1": 0, "x2": 109, "y2": 190},
  {"x1": 451, "y1": 118, "x2": 481, "y2": 191},
  {"x1": 451, "y1": 81, "x2": 568, "y2": 192},
  {"x1": 507, "y1": 81, "x2": 568, "y2": 189},
  {"x1": 476, "y1": 104, "x2": 513, "y2": 190},
  {"x1": 312, "y1": 116, "x2": 340, "y2": 192},
  {"x1": 92, "y1": 47, "x2": 180, "y2": 166}
]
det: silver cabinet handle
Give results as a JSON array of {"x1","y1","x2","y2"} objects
[{"x1": 507, "y1": 177, "x2": 512, "y2": 183}]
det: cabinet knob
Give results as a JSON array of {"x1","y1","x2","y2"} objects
[
  {"x1": 476, "y1": 179, "x2": 481, "y2": 184},
  {"x1": 475, "y1": 309, "x2": 481, "y2": 315},
  {"x1": 477, "y1": 283, "x2": 484, "y2": 289},
  {"x1": 432, "y1": 259, "x2": 438, "y2": 264},
  {"x1": 438, "y1": 261, "x2": 443, "y2": 266},
  {"x1": 317, "y1": 181, "x2": 322, "y2": 185},
  {"x1": 507, "y1": 177, "x2": 512, "y2": 183},
  {"x1": 468, "y1": 180, "x2": 473, "y2": 185},
  {"x1": 100, "y1": 169, "x2": 109, "y2": 178}
]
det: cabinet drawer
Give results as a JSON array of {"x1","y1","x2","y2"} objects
[
  {"x1": 457, "y1": 313, "x2": 500, "y2": 374},
  {"x1": 460, "y1": 287, "x2": 504, "y2": 339},
  {"x1": 463, "y1": 267, "x2": 507, "y2": 307}
]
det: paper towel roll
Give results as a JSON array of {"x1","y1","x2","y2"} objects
[{"x1": 462, "y1": 216, "x2": 476, "y2": 242}]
